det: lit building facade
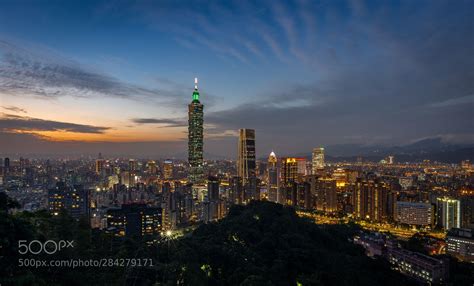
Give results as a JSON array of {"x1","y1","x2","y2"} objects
[
  {"x1": 237, "y1": 129, "x2": 257, "y2": 202},
  {"x1": 352, "y1": 177, "x2": 389, "y2": 222},
  {"x1": 446, "y1": 228, "x2": 474, "y2": 262},
  {"x1": 163, "y1": 159, "x2": 173, "y2": 180},
  {"x1": 106, "y1": 203, "x2": 162, "y2": 238},
  {"x1": 436, "y1": 197, "x2": 461, "y2": 230},
  {"x1": 281, "y1": 157, "x2": 298, "y2": 186},
  {"x1": 267, "y1": 151, "x2": 278, "y2": 202},
  {"x1": 314, "y1": 178, "x2": 337, "y2": 213},
  {"x1": 237, "y1": 128, "x2": 256, "y2": 185},
  {"x1": 395, "y1": 202, "x2": 433, "y2": 226},
  {"x1": 312, "y1": 147, "x2": 325, "y2": 173},
  {"x1": 188, "y1": 78, "x2": 204, "y2": 184},
  {"x1": 48, "y1": 182, "x2": 90, "y2": 220},
  {"x1": 387, "y1": 246, "x2": 447, "y2": 284}
]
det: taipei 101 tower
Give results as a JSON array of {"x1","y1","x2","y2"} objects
[{"x1": 188, "y1": 78, "x2": 204, "y2": 184}]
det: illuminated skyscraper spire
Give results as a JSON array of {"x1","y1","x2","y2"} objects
[
  {"x1": 188, "y1": 77, "x2": 204, "y2": 184},
  {"x1": 192, "y1": 77, "x2": 200, "y2": 102}
]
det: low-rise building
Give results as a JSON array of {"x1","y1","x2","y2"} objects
[{"x1": 446, "y1": 228, "x2": 474, "y2": 263}]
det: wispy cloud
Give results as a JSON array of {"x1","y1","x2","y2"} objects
[
  {"x1": 0, "y1": 40, "x2": 182, "y2": 106},
  {"x1": 2, "y1": 105, "x2": 27, "y2": 113},
  {"x1": 0, "y1": 113, "x2": 110, "y2": 134},
  {"x1": 428, "y1": 94, "x2": 474, "y2": 108},
  {"x1": 131, "y1": 117, "x2": 186, "y2": 128}
]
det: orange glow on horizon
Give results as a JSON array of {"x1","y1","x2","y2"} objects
[{"x1": 12, "y1": 128, "x2": 186, "y2": 143}]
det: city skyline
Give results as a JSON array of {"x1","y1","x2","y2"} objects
[{"x1": 0, "y1": 0, "x2": 473, "y2": 158}]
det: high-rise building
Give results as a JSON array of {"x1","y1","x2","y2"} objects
[
  {"x1": 237, "y1": 129, "x2": 257, "y2": 202},
  {"x1": 161, "y1": 182, "x2": 177, "y2": 230},
  {"x1": 163, "y1": 159, "x2": 173, "y2": 180},
  {"x1": 188, "y1": 78, "x2": 204, "y2": 184},
  {"x1": 436, "y1": 197, "x2": 461, "y2": 230},
  {"x1": 461, "y1": 196, "x2": 474, "y2": 228},
  {"x1": 314, "y1": 178, "x2": 337, "y2": 213},
  {"x1": 106, "y1": 203, "x2": 162, "y2": 238},
  {"x1": 48, "y1": 182, "x2": 90, "y2": 220},
  {"x1": 230, "y1": 176, "x2": 243, "y2": 205},
  {"x1": 95, "y1": 153, "x2": 105, "y2": 175},
  {"x1": 237, "y1": 128, "x2": 256, "y2": 185},
  {"x1": 146, "y1": 160, "x2": 158, "y2": 175},
  {"x1": 267, "y1": 151, "x2": 278, "y2": 202},
  {"x1": 296, "y1": 182, "x2": 312, "y2": 210},
  {"x1": 352, "y1": 177, "x2": 389, "y2": 222},
  {"x1": 281, "y1": 157, "x2": 298, "y2": 186},
  {"x1": 312, "y1": 147, "x2": 325, "y2": 173},
  {"x1": 129, "y1": 159, "x2": 138, "y2": 172},
  {"x1": 207, "y1": 175, "x2": 220, "y2": 202}
]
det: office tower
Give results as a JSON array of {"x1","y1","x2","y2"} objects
[
  {"x1": 296, "y1": 158, "x2": 307, "y2": 176},
  {"x1": 95, "y1": 153, "x2": 105, "y2": 175},
  {"x1": 284, "y1": 182, "x2": 298, "y2": 206},
  {"x1": 207, "y1": 176, "x2": 220, "y2": 202},
  {"x1": 237, "y1": 128, "x2": 256, "y2": 185},
  {"x1": 461, "y1": 196, "x2": 474, "y2": 228},
  {"x1": 281, "y1": 158, "x2": 298, "y2": 186},
  {"x1": 312, "y1": 147, "x2": 325, "y2": 173},
  {"x1": 315, "y1": 178, "x2": 337, "y2": 213},
  {"x1": 352, "y1": 177, "x2": 389, "y2": 222},
  {"x1": 163, "y1": 159, "x2": 173, "y2": 180},
  {"x1": 48, "y1": 182, "x2": 90, "y2": 220},
  {"x1": 395, "y1": 202, "x2": 433, "y2": 226},
  {"x1": 446, "y1": 228, "x2": 474, "y2": 262},
  {"x1": 267, "y1": 151, "x2": 278, "y2": 202},
  {"x1": 106, "y1": 204, "x2": 162, "y2": 238},
  {"x1": 129, "y1": 159, "x2": 138, "y2": 172},
  {"x1": 296, "y1": 182, "x2": 312, "y2": 209},
  {"x1": 237, "y1": 128, "x2": 257, "y2": 202},
  {"x1": 204, "y1": 176, "x2": 220, "y2": 222},
  {"x1": 436, "y1": 197, "x2": 461, "y2": 230},
  {"x1": 188, "y1": 78, "x2": 204, "y2": 184},
  {"x1": 230, "y1": 176, "x2": 243, "y2": 205},
  {"x1": 146, "y1": 160, "x2": 158, "y2": 175},
  {"x1": 162, "y1": 182, "x2": 177, "y2": 230}
]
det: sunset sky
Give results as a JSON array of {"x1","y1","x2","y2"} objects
[{"x1": 0, "y1": 0, "x2": 473, "y2": 157}]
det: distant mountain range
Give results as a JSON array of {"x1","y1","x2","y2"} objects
[
  {"x1": 291, "y1": 137, "x2": 474, "y2": 164},
  {"x1": 318, "y1": 138, "x2": 474, "y2": 163}
]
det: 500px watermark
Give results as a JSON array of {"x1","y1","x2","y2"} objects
[
  {"x1": 18, "y1": 258, "x2": 154, "y2": 268},
  {"x1": 18, "y1": 240, "x2": 74, "y2": 255}
]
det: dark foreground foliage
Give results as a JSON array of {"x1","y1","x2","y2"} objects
[
  {"x1": 159, "y1": 201, "x2": 415, "y2": 286},
  {"x1": 1, "y1": 195, "x2": 471, "y2": 285}
]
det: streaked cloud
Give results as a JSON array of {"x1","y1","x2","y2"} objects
[
  {"x1": 428, "y1": 94, "x2": 474, "y2": 108},
  {"x1": 131, "y1": 117, "x2": 186, "y2": 127},
  {"x1": 0, "y1": 40, "x2": 183, "y2": 106},
  {"x1": 2, "y1": 105, "x2": 27, "y2": 113},
  {"x1": 0, "y1": 113, "x2": 110, "y2": 134}
]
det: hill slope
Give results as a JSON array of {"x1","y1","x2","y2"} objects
[{"x1": 160, "y1": 201, "x2": 415, "y2": 286}]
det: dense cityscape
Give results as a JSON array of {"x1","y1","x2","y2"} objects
[
  {"x1": 1, "y1": 79, "x2": 473, "y2": 285},
  {"x1": 1, "y1": 0, "x2": 473, "y2": 285}
]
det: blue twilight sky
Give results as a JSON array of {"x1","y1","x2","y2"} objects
[{"x1": 0, "y1": 0, "x2": 473, "y2": 157}]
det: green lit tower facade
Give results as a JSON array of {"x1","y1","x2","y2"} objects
[{"x1": 188, "y1": 78, "x2": 204, "y2": 184}]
